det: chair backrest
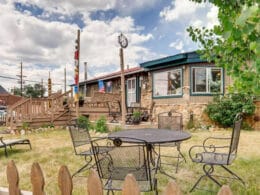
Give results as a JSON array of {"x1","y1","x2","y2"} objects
[
  {"x1": 92, "y1": 137, "x2": 156, "y2": 192},
  {"x1": 68, "y1": 125, "x2": 92, "y2": 155},
  {"x1": 158, "y1": 111, "x2": 183, "y2": 130},
  {"x1": 228, "y1": 113, "x2": 243, "y2": 163},
  {"x1": 107, "y1": 101, "x2": 121, "y2": 115}
]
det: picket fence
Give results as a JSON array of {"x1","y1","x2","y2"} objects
[{"x1": 0, "y1": 160, "x2": 233, "y2": 195}]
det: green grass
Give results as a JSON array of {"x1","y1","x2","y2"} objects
[{"x1": 0, "y1": 128, "x2": 259, "y2": 194}]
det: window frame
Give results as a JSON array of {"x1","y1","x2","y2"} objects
[
  {"x1": 105, "y1": 81, "x2": 113, "y2": 93},
  {"x1": 152, "y1": 68, "x2": 183, "y2": 99},
  {"x1": 190, "y1": 66, "x2": 224, "y2": 96}
]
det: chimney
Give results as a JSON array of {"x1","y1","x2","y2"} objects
[{"x1": 84, "y1": 62, "x2": 87, "y2": 81}]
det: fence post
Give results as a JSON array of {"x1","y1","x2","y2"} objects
[
  {"x1": 31, "y1": 162, "x2": 45, "y2": 195},
  {"x1": 163, "y1": 181, "x2": 182, "y2": 195},
  {"x1": 217, "y1": 185, "x2": 233, "y2": 195},
  {"x1": 87, "y1": 169, "x2": 103, "y2": 195},
  {"x1": 122, "y1": 174, "x2": 140, "y2": 195},
  {"x1": 58, "y1": 165, "x2": 73, "y2": 195},
  {"x1": 6, "y1": 160, "x2": 20, "y2": 195}
]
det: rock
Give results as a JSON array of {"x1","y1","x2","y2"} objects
[{"x1": 20, "y1": 129, "x2": 25, "y2": 135}]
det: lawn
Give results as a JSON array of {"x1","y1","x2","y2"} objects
[{"x1": 0, "y1": 127, "x2": 259, "y2": 194}]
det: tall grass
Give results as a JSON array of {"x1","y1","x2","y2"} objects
[{"x1": 0, "y1": 128, "x2": 259, "y2": 194}]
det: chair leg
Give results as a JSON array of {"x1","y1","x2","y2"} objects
[
  {"x1": 4, "y1": 146, "x2": 8, "y2": 157},
  {"x1": 221, "y1": 165, "x2": 245, "y2": 185},
  {"x1": 175, "y1": 148, "x2": 186, "y2": 173},
  {"x1": 190, "y1": 174, "x2": 207, "y2": 192},
  {"x1": 204, "y1": 165, "x2": 222, "y2": 186},
  {"x1": 190, "y1": 164, "x2": 222, "y2": 192},
  {"x1": 72, "y1": 156, "x2": 93, "y2": 177}
]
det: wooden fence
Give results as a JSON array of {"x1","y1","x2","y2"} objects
[{"x1": 0, "y1": 160, "x2": 233, "y2": 195}]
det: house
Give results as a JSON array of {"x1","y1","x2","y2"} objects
[
  {"x1": 0, "y1": 85, "x2": 23, "y2": 107},
  {"x1": 78, "y1": 51, "x2": 232, "y2": 126}
]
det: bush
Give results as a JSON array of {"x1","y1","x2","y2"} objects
[
  {"x1": 21, "y1": 122, "x2": 30, "y2": 130},
  {"x1": 77, "y1": 115, "x2": 93, "y2": 130},
  {"x1": 95, "y1": 116, "x2": 108, "y2": 133},
  {"x1": 205, "y1": 94, "x2": 255, "y2": 127}
]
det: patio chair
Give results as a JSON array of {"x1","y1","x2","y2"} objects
[
  {"x1": 107, "y1": 101, "x2": 121, "y2": 123},
  {"x1": 0, "y1": 137, "x2": 32, "y2": 157},
  {"x1": 189, "y1": 113, "x2": 245, "y2": 192},
  {"x1": 157, "y1": 111, "x2": 185, "y2": 174},
  {"x1": 68, "y1": 124, "x2": 109, "y2": 177},
  {"x1": 92, "y1": 137, "x2": 158, "y2": 195}
]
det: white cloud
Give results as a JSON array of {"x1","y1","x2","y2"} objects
[
  {"x1": 0, "y1": 1, "x2": 154, "y2": 93},
  {"x1": 169, "y1": 40, "x2": 184, "y2": 51},
  {"x1": 160, "y1": 0, "x2": 218, "y2": 29},
  {"x1": 160, "y1": 0, "x2": 204, "y2": 22},
  {"x1": 206, "y1": 6, "x2": 219, "y2": 28}
]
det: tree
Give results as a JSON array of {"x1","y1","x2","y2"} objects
[
  {"x1": 187, "y1": 0, "x2": 260, "y2": 95},
  {"x1": 13, "y1": 84, "x2": 46, "y2": 98}
]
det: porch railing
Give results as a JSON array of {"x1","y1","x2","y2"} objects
[{"x1": 5, "y1": 90, "x2": 73, "y2": 128}]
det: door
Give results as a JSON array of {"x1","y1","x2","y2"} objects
[{"x1": 126, "y1": 77, "x2": 136, "y2": 107}]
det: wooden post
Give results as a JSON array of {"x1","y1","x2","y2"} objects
[
  {"x1": 120, "y1": 48, "x2": 126, "y2": 128},
  {"x1": 217, "y1": 185, "x2": 233, "y2": 195},
  {"x1": 87, "y1": 169, "x2": 103, "y2": 195},
  {"x1": 122, "y1": 174, "x2": 140, "y2": 195},
  {"x1": 31, "y1": 162, "x2": 45, "y2": 195},
  {"x1": 163, "y1": 181, "x2": 182, "y2": 195},
  {"x1": 6, "y1": 160, "x2": 20, "y2": 195},
  {"x1": 58, "y1": 165, "x2": 73, "y2": 195}
]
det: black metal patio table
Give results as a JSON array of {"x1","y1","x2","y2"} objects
[
  {"x1": 108, "y1": 128, "x2": 191, "y2": 144},
  {"x1": 108, "y1": 128, "x2": 191, "y2": 178}
]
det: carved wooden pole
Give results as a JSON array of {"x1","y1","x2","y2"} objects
[{"x1": 118, "y1": 33, "x2": 128, "y2": 129}]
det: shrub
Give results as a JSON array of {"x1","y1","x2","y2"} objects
[
  {"x1": 22, "y1": 122, "x2": 30, "y2": 130},
  {"x1": 77, "y1": 115, "x2": 93, "y2": 130},
  {"x1": 95, "y1": 116, "x2": 108, "y2": 133},
  {"x1": 205, "y1": 93, "x2": 255, "y2": 127}
]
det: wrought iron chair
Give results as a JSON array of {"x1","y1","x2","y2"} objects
[
  {"x1": 189, "y1": 113, "x2": 245, "y2": 192},
  {"x1": 92, "y1": 137, "x2": 158, "y2": 195},
  {"x1": 68, "y1": 125, "x2": 95, "y2": 177},
  {"x1": 157, "y1": 111, "x2": 185, "y2": 174}
]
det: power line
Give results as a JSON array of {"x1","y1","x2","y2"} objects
[{"x1": 0, "y1": 74, "x2": 63, "y2": 86}]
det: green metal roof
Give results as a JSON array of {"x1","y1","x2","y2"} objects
[{"x1": 140, "y1": 51, "x2": 207, "y2": 69}]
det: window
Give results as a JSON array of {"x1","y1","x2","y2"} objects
[
  {"x1": 191, "y1": 67, "x2": 223, "y2": 94},
  {"x1": 105, "y1": 81, "x2": 113, "y2": 93},
  {"x1": 153, "y1": 69, "x2": 182, "y2": 97}
]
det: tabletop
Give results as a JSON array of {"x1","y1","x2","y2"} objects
[{"x1": 108, "y1": 128, "x2": 191, "y2": 144}]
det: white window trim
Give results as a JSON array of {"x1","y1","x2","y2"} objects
[
  {"x1": 153, "y1": 68, "x2": 183, "y2": 98},
  {"x1": 191, "y1": 66, "x2": 223, "y2": 95}
]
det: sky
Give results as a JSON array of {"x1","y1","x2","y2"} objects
[{"x1": 0, "y1": 0, "x2": 219, "y2": 94}]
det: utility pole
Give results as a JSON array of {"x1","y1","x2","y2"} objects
[
  {"x1": 41, "y1": 78, "x2": 44, "y2": 97},
  {"x1": 64, "y1": 67, "x2": 66, "y2": 93},
  {"x1": 16, "y1": 60, "x2": 26, "y2": 97},
  {"x1": 48, "y1": 71, "x2": 52, "y2": 97}
]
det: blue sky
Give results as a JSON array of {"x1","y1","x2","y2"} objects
[{"x1": 0, "y1": 0, "x2": 218, "y2": 93}]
